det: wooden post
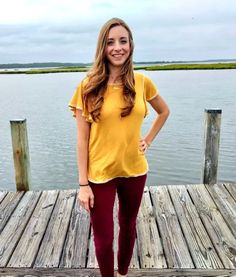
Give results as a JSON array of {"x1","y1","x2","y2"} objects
[
  {"x1": 10, "y1": 119, "x2": 31, "y2": 191},
  {"x1": 201, "y1": 109, "x2": 222, "y2": 185}
]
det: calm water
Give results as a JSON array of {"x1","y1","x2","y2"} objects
[{"x1": 0, "y1": 70, "x2": 235, "y2": 191}]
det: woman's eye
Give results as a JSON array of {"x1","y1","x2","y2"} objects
[
  {"x1": 107, "y1": 41, "x2": 113, "y2": 45},
  {"x1": 121, "y1": 40, "x2": 127, "y2": 44}
]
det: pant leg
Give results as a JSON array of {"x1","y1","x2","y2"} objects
[
  {"x1": 89, "y1": 180, "x2": 117, "y2": 277},
  {"x1": 116, "y1": 174, "x2": 147, "y2": 275}
]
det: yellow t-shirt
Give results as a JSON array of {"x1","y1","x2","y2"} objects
[{"x1": 69, "y1": 71, "x2": 159, "y2": 183}]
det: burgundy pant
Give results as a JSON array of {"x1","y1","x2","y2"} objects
[{"x1": 89, "y1": 174, "x2": 147, "y2": 277}]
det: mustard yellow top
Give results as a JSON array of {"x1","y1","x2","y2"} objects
[{"x1": 69, "y1": 72, "x2": 159, "y2": 183}]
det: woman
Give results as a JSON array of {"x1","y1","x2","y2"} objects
[{"x1": 69, "y1": 18, "x2": 170, "y2": 277}]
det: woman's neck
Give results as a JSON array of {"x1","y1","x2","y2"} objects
[{"x1": 108, "y1": 66, "x2": 122, "y2": 84}]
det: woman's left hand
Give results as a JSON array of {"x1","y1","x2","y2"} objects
[{"x1": 139, "y1": 139, "x2": 150, "y2": 154}]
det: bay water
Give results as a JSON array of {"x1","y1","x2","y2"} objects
[{"x1": 0, "y1": 69, "x2": 235, "y2": 190}]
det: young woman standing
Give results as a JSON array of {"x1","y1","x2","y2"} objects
[{"x1": 69, "y1": 18, "x2": 170, "y2": 277}]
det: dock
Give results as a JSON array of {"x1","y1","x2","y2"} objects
[{"x1": 0, "y1": 183, "x2": 236, "y2": 276}]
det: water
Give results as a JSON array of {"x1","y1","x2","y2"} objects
[{"x1": 0, "y1": 70, "x2": 235, "y2": 191}]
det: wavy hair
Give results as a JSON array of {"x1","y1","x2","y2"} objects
[{"x1": 83, "y1": 18, "x2": 135, "y2": 122}]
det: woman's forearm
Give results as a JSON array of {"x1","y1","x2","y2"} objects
[
  {"x1": 76, "y1": 109, "x2": 91, "y2": 185},
  {"x1": 144, "y1": 95, "x2": 170, "y2": 145},
  {"x1": 144, "y1": 111, "x2": 169, "y2": 145},
  {"x1": 77, "y1": 139, "x2": 89, "y2": 185}
]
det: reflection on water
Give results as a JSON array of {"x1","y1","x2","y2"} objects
[{"x1": 0, "y1": 70, "x2": 235, "y2": 190}]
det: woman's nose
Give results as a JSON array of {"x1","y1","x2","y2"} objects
[{"x1": 114, "y1": 41, "x2": 121, "y2": 51}]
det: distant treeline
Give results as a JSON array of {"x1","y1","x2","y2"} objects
[
  {"x1": 0, "y1": 62, "x2": 92, "y2": 69},
  {"x1": 1, "y1": 59, "x2": 236, "y2": 69}
]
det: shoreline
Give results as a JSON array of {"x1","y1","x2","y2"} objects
[{"x1": 0, "y1": 62, "x2": 236, "y2": 74}]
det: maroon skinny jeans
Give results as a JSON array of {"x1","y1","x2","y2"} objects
[{"x1": 89, "y1": 174, "x2": 147, "y2": 277}]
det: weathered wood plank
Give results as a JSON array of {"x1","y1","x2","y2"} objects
[
  {"x1": 7, "y1": 190, "x2": 58, "y2": 267},
  {"x1": 0, "y1": 267, "x2": 235, "y2": 276},
  {"x1": 206, "y1": 183, "x2": 236, "y2": 238},
  {"x1": 0, "y1": 191, "x2": 41, "y2": 267},
  {"x1": 150, "y1": 186, "x2": 194, "y2": 268},
  {"x1": 0, "y1": 191, "x2": 8, "y2": 204},
  {"x1": 168, "y1": 185, "x2": 223, "y2": 269},
  {"x1": 136, "y1": 186, "x2": 167, "y2": 268},
  {"x1": 1, "y1": 184, "x2": 235, "y2": 275},
  {"x1": 60, "y1": 190, "x2": 90, "y2": 268},
  {"x1": 201, "y1": 109, "x2": 221, "y2": 185},
  {"x1": 34, "y1": 190, "x2": 76, "y2": 267},
  {"x1": 87, "y1": 227, "x2": 98, "y2": 268},
  {"x1": 0, "y1": 191, "x2": 24, "y2": 233},
  {"x1": 224, "y1": 183, "x2": 236, "y2": 202},
  {"x1": 187, "y1": 184, "x2": 236, "y2": 269},
  {"x1": 10, "y1": 119, "x2": 31, "y2": 191}
]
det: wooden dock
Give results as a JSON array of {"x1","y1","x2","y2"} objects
[{"x1": 0, "y1": 183, "x2": 236, "y2": 277}]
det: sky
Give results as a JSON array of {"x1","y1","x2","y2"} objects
[{"x1": 0, "y1": 0, "x2": 236, "y2": 63}]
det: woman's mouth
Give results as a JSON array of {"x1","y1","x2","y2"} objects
[{"x1": 112, "y1": 54, "x2": 123, "y2": 58}]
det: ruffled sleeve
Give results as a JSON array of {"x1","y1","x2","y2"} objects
[
  {"x1": 68, "y1": 80, "x2": 84, "y2": 118},
  {"x1": 68, "y1": 79, "x2": 93, "y2": 122},
  {"x1": 142, "y1": 74, "x2": 159, "y2": 117}
]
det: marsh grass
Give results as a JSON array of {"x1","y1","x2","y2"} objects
[
  {"x1": 1, "y1": 63, "x2": 236, "y2": 74},
  {"x1": 142, "y1": 62, "x2": 236, "y2": 71}
]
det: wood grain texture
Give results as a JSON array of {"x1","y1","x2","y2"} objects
[
  {"x1": 34, "y1": 190, "x2": 76, "y2": 267},
  {"x1": 137, "y1": 186, "x2": 167, "y2": 268},
  {"x1": 0, "y1": 191, "x2": 41, "y2": 267},
  {"x1": 0, "y1": 183, "x2": 235, "y2": 276},
  {"x1": 10, "y1": 119, "x2": 31, "y2": 191},
  {"x1": 87, "y1": 226, "x2": 98, "y2": 269},
  {"x1": 0, "y1": 267, "x2": 235, "y2": 276},
  {"x1": 150, "y1": 186, "x2": 194, "y2": 268},
  {"x1": 224, "y1": 183, "x2": 236, "y2": 202},
  {"x1": 0, "y1": 191, "x2": 7, "y2": 204},
  {"x1": 0, "y1": 191, "x2": 24, "y2": 233},
  {"x1": 206, "y1": 183, "x2": 236, "y2": 238},
  {"x1": 201, "y1": 110, "x2": 221, "y2": 185},
  {"x1": 60, "y1": 190, "x2": 90, "y2": 268},
  {"x1": 8, "y1": 190, "x2": 58, "y2": 267},
  {"x1": 187, "y1": 184, "x2": 236, "y2": 269},
  {"x1": 168, "y1": 185, "x2": 223, "y2": 269}
]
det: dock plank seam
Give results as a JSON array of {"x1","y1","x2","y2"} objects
[
  {"x1": 31, "y1": 190, "x2": 60, "y2": 268},
  {"x1": 187, "y1": 184, "x2": 236, "y2": 269},
  {"x1": 0, "y1": 191, "x2": 25, "y2": 233},
  {"x1": 167, "y1": 185, "x2": 197, "y2": 268},
  {"x1": 0, "y1": 191, "x2": 42, "y2": 267},
  {"x1": 205, "y1": 184, "x2": 236, "y2": 239},
  {"x1": 59, "y1": 189, "x2": 77, "y2": 268},
  {"x1": 169, "y1": 184, "x2": 224, "y2": 269}
]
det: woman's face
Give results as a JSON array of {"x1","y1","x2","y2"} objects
[{"x1": 105, "y1": 25, "x2": 131, "y2": 68}]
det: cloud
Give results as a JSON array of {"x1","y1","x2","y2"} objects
[{"x1": 0, "y1": 0, "x2": 236, "y2": 63}]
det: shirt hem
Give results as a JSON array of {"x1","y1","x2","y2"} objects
[
  {"x1": 68, "y1": 104, "x2": 82, "y2": 110},
  {"x1": 88, "y1": 170, "x2": 149, "y2": 184},
  {"x1": 147, "y1": 92, "x2": 159, "y2": 101}
]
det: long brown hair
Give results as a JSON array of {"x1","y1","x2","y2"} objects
[{"x1": 83, "y1": 18, "x2": 135, "y2": 122}]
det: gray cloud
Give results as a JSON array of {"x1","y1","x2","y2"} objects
[{"x1": 0, "y1": 0, "x2": 236, "y2": 63}]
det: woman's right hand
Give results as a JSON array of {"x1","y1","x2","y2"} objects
[{"x1": 78, "y1": 186, "x2": 94, "y2": 213}]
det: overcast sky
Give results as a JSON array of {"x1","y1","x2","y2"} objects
[{"x1": 0, "y1": 0, "x2": 236, "y2": 63}]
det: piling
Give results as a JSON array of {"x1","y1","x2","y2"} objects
[
  {"x1": 10, "y1": 119, "x2": 31, "y2": 191},
  {"x1": 201, "y1": 109, "x2": 222, "y2": 185}
]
